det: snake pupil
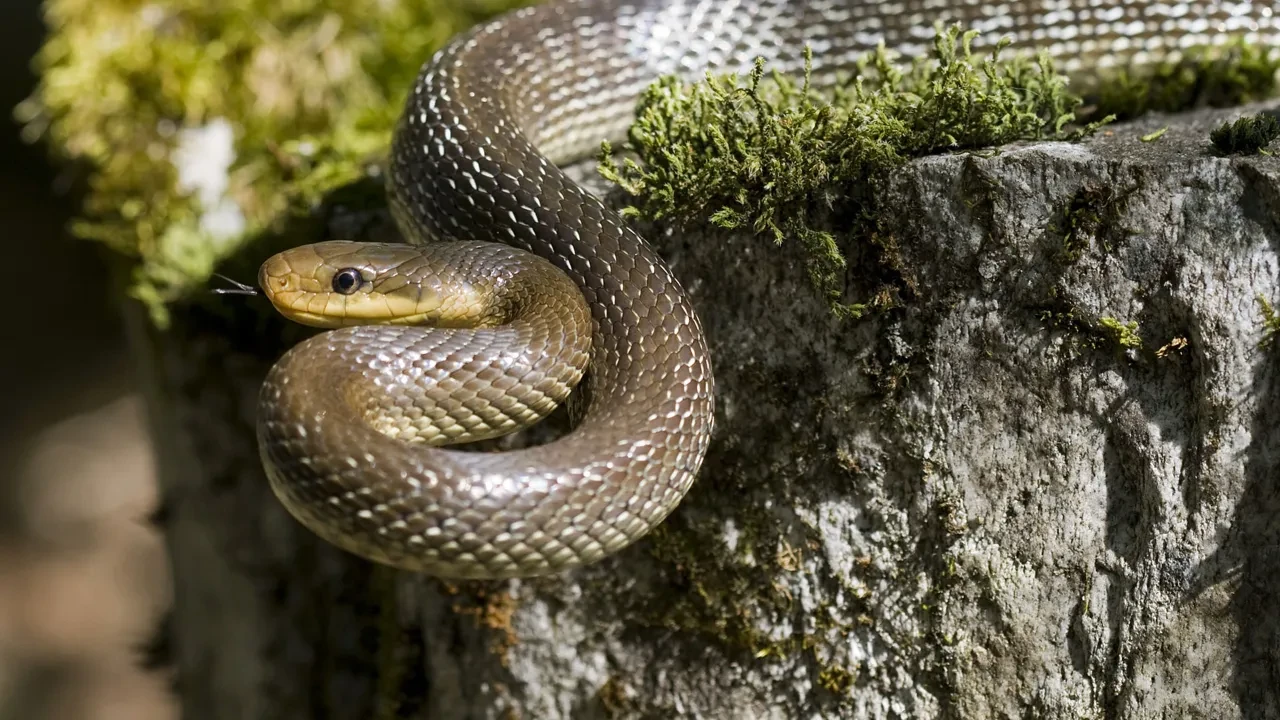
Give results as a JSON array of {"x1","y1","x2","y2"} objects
[{"x1": 332, "y1": 268, "x2": 362, "y2": 295}]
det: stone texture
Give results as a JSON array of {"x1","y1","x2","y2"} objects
[{"x1": 149, "y1": 101, "x2": 1280, "y2": 719}]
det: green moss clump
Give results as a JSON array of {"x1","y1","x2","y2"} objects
[
  {"x1": 1260, "y1": 295, "x2": 1280, "y2": 348},
  {"x1": 1036, "y1": 302, "x2": 1147, "y2": 356},
  {"x1": 601, "y1": 30, "x2": 1280, "y2": 316},
  {"x1": 19, "y1": 0, "x2": 531, "y2": 323},
  {"x1": 599, "y1": 25, "x2": 1102, "y2": 318},
  {"x1": 817, "y1": 665, "x2": 856, "y2": 694},
  {"x1": 1210, "y1": 113, "x2": 1280, "y2": 155},
  {"x1": 1098, "y1": 317, "x2": 1143, "y2": 350},
  {"x1": 1088, "y1": 41, "x2": 1280, "y2": 123}
]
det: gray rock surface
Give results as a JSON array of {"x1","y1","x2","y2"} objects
[{"x1": 147, "y1": 102, "x2": 1280, "y2": 719}]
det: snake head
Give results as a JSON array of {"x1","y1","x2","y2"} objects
[{"x1": 259, "y1": 240, "x2": 476, "y2": 328}]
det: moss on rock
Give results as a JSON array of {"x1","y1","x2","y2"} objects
[
  {"x1": 19, "y1": 0, "x2": 531, "y2": 323},
  {"x1": 1260, "y1": 295, "x2": 1280, "y2": 348},
  {"x1": 599, "y1": 25, "x2": 1103, "y2": 319},
  {"x1": 599, "y1": 27, "x2": 1280, "y2": 317},
  {"x1": 1210, "y1": 112, "x2": 1280, "y2": 155}
]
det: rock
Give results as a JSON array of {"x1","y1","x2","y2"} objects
[{"x1": 146, "y1": 102, "x2": 1280, "y2": 719}]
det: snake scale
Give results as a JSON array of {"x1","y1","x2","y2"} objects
[{"x1": 256, "y1": 0, "x2": 1280, "y2": 579}]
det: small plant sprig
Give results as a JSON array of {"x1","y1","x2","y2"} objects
[{"x1": 1210, "y1": 113, "x2": 1280, "y2": 155}]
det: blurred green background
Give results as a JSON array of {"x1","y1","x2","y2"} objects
[{"x1": 0, "y1": 1, "x2": 172, "y2": 718}]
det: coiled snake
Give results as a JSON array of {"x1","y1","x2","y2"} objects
[{"x1": 256, "y1": 0, "x2": 1280, "y2": 579}]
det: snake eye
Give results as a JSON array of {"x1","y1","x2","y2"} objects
[{"x1": 332, "y1": 268, "x2": 362, "y2": 295}]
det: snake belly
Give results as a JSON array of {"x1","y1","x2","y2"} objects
[{"x1": 258, "y1": 0, "x2": 1280, "y2": 579}]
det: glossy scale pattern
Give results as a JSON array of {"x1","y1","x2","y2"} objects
[{"x1": 259, "y1": 0, "x2": 1280, "y2": 578}]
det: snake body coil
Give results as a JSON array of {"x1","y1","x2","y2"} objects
[{"x1": 258, "y1": 0, "x2": 1280, "y2": 579}]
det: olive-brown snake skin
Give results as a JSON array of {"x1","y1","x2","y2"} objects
[{"x1": 257, "y1": 0, "x2": 1280, "y2": 579}]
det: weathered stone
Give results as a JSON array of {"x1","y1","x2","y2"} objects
[{"x1": 146, "y1": 102, "x2": 1280, "y2": 719}]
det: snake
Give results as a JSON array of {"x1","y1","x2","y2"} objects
[{"x1": 255, "y1": 0, "x2": 1280, "y2": 579}]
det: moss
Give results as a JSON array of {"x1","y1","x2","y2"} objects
[
  {"x1": 599, "y1": 25, "x2": 1103, "y2": 318},
  {"x1": 600, "y1": 29, "x2": 1280, "y2": 316},
  {"x1": 1086, "y1": 40, "x2": 1280, "y2": 123},
  {"x1": 1260, "y1": 295, "x2": 1280, "y2": 348},
  {"x1": 19, "y1": 0, "x2": 532, "y2": 324},
  {"x1": 1098, "y1": 317, "x2": 1143, "y2": 350},
  {"x1": 817, "y1": 665, "x2": 856, "y2": 694},
  {"x1": 30, "y1": 5, "x2": 1277, "y2": 327},
  {"x1": 1029, "y1": 181, "x2": 1153, "y2": 358},
  {"x1": 1210, "y1": 113, "x2": 1280, "y2": 155},
  {"x1": 1139, "y1": 126, "x2": 1168, "y2": 143},
  {"x1": 1036, "y1": 303, "x2": 1144, "y2": 355}
]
